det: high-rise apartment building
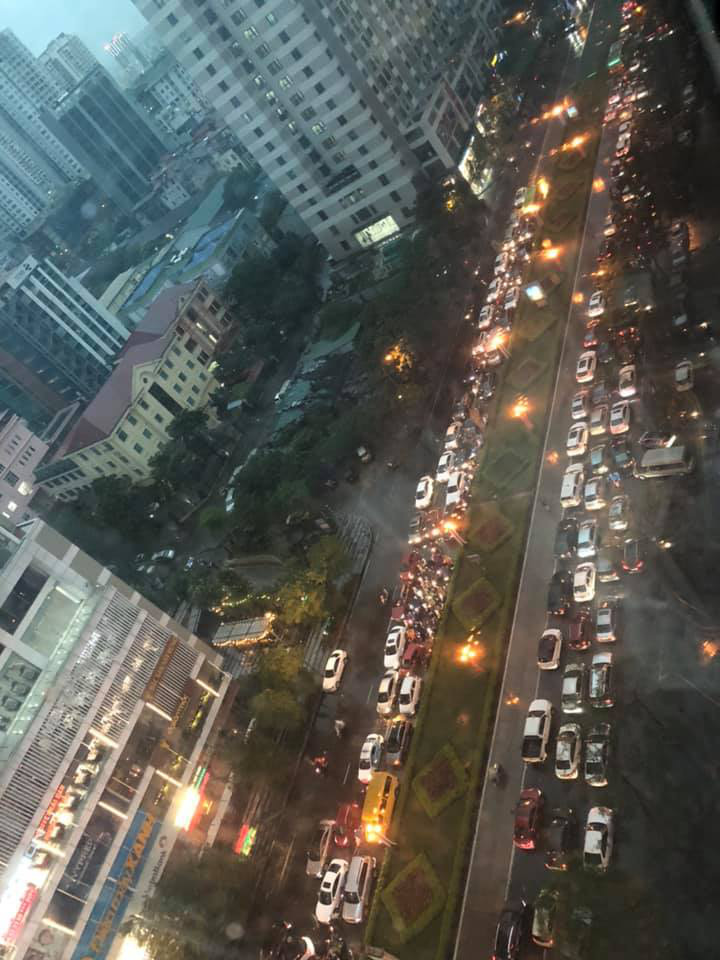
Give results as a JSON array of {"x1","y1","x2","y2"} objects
[
  {"x1": 132, "y1": 0, "x2": 499, "y2": 258},
  {"x1": 103, "y1": 31, "x2": 152, "y2": 78},
  {"x1": 0, "y1": 519, "x2": 231, "y2": 960},
  {"x1": 0, "y1": 255, "x2": 131, "y2": 429},
  {"x1": 130, "y1": 51, "x2": 210, "y2": 136},
  {"x1": 0, "y1": 31, "x2": 87, "y2": 239},
  {"x1": 38, "y1": 34, "x2": 99, "y2": 95},
  {"x1": 44, "y1": 67, "x2": 170, "y2": 214}
]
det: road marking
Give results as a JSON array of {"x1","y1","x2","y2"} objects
[
  {"x1": 343, "y1": 761, "x2": 352, "y2": 785},
  {"x1": 366, "y1": 683, "x2": 375, "y2": 705},
  {"x1": 275, "y1": 834, "x2": 296, "y2": 892}
]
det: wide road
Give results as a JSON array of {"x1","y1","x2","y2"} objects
[{"x1": 453, "y1": 0, "x2": 621, "y2": 955}]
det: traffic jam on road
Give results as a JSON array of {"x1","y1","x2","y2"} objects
[
  {"x1": 302, "y1": 174, "x2": 549, "y2": 944},
  {"x1": 492, "y1": 2, "x2": 707, "y2": 956}
]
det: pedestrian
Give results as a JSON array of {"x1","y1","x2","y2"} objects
[
  {"x1": 540, "y1": 498, "x2": 551, "y2": 512},
  {"x1": 334, "y1": 719, "x2": 346, "y2": 738}
]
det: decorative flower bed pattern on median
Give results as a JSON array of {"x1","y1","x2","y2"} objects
[
  {"x1": 382, "y1": 853, "x2": 446, "y2": 942},
  {"x1": 451, "y1": 575, "x2": 499, "y2": 631},
  {"x1": 468, "y1": 502, "x2": 513, "y2": 553},
  {"x1": 412, "y1": 743, "x2": 468, "y2": 819},
  {"x1": 481, "y1": 448, "x2": 529, "y2": 491}
]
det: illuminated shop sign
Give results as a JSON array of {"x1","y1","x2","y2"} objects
[{"x1": 233, "y1": 824, "x2": 257, "y2": 857}]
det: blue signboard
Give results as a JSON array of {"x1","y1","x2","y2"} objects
[{"x1": 71, "y1": 811, "x2": 160, "y2": 960}]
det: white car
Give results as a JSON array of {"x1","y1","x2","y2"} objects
[
  {"x1": 384, "y1": 625, "x2": 407, "y2": 670},
  {"x1": 583, "y1": 807, "x2": 614, "y2": 872},
  {"x1": 415, "y1": 475, "x2": 434, "y2": 510},
  {"x1": 587, "y1": 292, "x2": 605, "y2": 319},
  {"x1": 567, "y1": 421, "x2": 589, "y2": 458},
  {"x1": 315, "y1": 859, "x2": 349, "y2": 923},
  {"x1": 608, "y1": 495, "x2": 629, "y2": 532},
  {"x1": 398, "y1": 675, "x2": 422, "y2": 716},
  {"x1": 514, "y1": 186, "x2": 527, "y2": 207},
  {"x1": 436, "y1": 450, "x2": 456, "y2": 484},
  {"x1": 584, "y1": 477, "x2": 607, "y2": 511},
  {"x1": 323, "y1": 650, "x2": 348, "y2": 692},
  {"x1": 573, "y1": 562, "x2": 596, "y2": 603},
  {"x1": 505, "y1": 286, "x2": 520, "y2": 311},
  {"x1": 478, "y1": 305, "x2": 494, "y2": 330},
  {"x1": 358, "y1": 734, "x2": 384, "y2": 784},
  {"x1": 571, "y1": 390, "x2": 589, "y2": 420},
  {"x1": 603, "y1": 214, "x2": 616, "y2": 237},
  {"x1": 537, "y1": 628, "x2": 562, "y2": 670},
  {"x1": 618, "y1": 364, "x2": 637, "y2": 398},
  {"x1": 494, "y1": 252, "x2": 509, "y2": 275},
  {"x1": 376, "y1": 671, "x2": 400, "y2": 716},
  {"x1": 609, "y1": 401, "x2": 630, "y2": 435},
  {"x1": 444, "y1": 421, "x2": 464, "y2": 450},
  {"x1": 555, "y1": 722, "x2": 582, "y2": 780},
  {"x1": 445, "y1": 471, "x2": 467, "y2": 511},
  {"x1": 486, "y1": 277, "x2": 502, "y2": 302},
  {"x1": 576, "y1": 351, "x2": 597, "y2": 383},
  {"x1": 675, "y1": 360, "x2": 693, "y2": 392},
  {"x1": 577, "y1": 519, "x2": 599, "y2": 558},
  {"x1": 521, "y1": 699, "x2": 553, "y2": 763},
  {"x1": 589, "y1": 404, "x2": 608, "y2": 437}
]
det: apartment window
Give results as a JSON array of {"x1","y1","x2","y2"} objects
[
  {"x1": 280, "y1": 75, "x2": 294, "y2": 89},
  {"x1": 298, "y1": 135, "x2": 310, "y2": 148},
  {"x1": 127, "y1": 414, "x2": 138, "y2": 426},
  {"x1": 253, "y1": 126, "x2": 263, "y2": 137},
  {"x1": 340, "y1": 240, "x2": 351, "y2": 251},
  {"x1": 268, "y1": 58, "x2": 283, "y2": 75},
  {"x1": 155, "y1": 413, "x2": 164, "y2": 423},
  {"x1": 191, "y1": 385, "x2": 201, "y2": 395},
  {"x1": 187, "y1": 359, "x2": 196, "y2": 369},
  {"x1": 303, "y1": 65, "x2": 314, "y2": 78},
  {"x1": 379, "y1": 174, "x2": 389, "y2": 186},
  {"x1": 231, "y1": 10, "x2": 246, "y2": 24},
  {"x1": 265, "y1": 141, "x2": 276, "y2": 153},
  {"x1": 218, "y1": 80, "x2": 229, "y2": 92},
  {"x1": 159, "y1": 370, "x2": 169, "y2": 380},
  {"x1": 4, "y1": 471, "x2": 18, "y2": 486},
  {"x1": 358, "y1": 144, "x2": 368, "y2": 156},
  {"x1": 204, "y1": 8, "x2": 218, "y2": 22},
  {"x1": 193, "y1": 46, "x2": 204, "y2": 60},
  {"x1": 165, "y1": 359, "x2": 175, "y2": 369},
  {"x1": 390, "y1": 190, "x2": 401, "y2": 202},
  {"x1": 256, "y1": 42, "x2": 270, "y2": 57},
  {"x1": 254, "y1": 0, "x2": 265, "y2": 7},
  {"x1": 323, "y1": 135, "x2": 336, "y2": 148},
  {"x1": 231, "y1": 96, "x2": 242, "y2": 108},
  {"x1": 187, "y1": 398, "x2": 195, "y2": 406},
  {"x1": 139, "y1": 399, "x2": 150, "y2": 410},
  {"x1": 330, "y1": 225, "x2": 340, "y2": 236},
  {"x1": 266, "y1": 12, "x2": 277, "y2": 23},
  {"x1": 143, "y1": 428, "x2": 152, "y2": 439},
  {"x1": 279, "y1": 29, "x2": 290, "y2": 42},
  {"x1": 318, "y1": 211, "x2": 329, "y2": 222},
  {"x1": 118, "y1": 430, "x2": 128, "y2": 442},
  {"x1": 218, "y1": 25, "x2": 231, "y2": 40},
  {"x1": 348, "y1": 129, "x2": 358, "y2": 140},
  {"x1": 302, "y1": 106, "x2": 317, "y2": 120},
  {"x1": 309, "y1": 149, "x2": 321, "y2": 163},
  {"x1": 291, "y1": 47, "x2": 302, "y2": 61},
  {"x1": 326, "y1": 97, "x2": 337, "y2": 110},
  {"x1": 337, "y1": 113, "x2": 348, "y2": 126},
  {"x1": 243, "y1": 26, "x2": 258, "y2": 39},
  {"x1": 298, "y1": 184, "x2": 307, "y2": 194},
  {"x1": 199, "y1": 351, "x2": 210, "y2": 364},
  {"x1": 133, "y1": 443, "x2": 144, "y2": 453},
  {"x1": 199, "y1": 371, "x2": 208, "y2": 381},
  {"x1": 253, "y1": 74, "x2": 265, "y2": 87},
  {"x1": 206, "y1": 63, "x2": 217, "y2": 76},
  {"x1": 333, "y1": 151, "x2": 346, "y2": 163},
  {"x1": 315, "y1": 82, "x2": 326, "y2": 94},
  {"x1": 167, "y1": 12, "x2": 178, "y2": 25},
  {"x1": 173, "y1": 384, "x2": 183, "y2": 394},
  {"x1": 368, "y1": 159, "x2": 378, "y2": 169},
  {"x1": 266, "y1": 91, "x2": 277, "y2": 104},
  {"x1": 319, "y1": 163, "x2": 330, "y2": 176},
  {"x1": 276, "y1": 156, "x2": 287, "y2": 166}
]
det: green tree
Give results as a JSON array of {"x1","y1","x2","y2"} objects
[
  {"x1": 256, "y1": 646, "x2": 305, "y2": 689},
  {"x1": 222, "y1": 168, "x2": 256, "y2": 209},
  {"x1": 197, "y1": 505, "x2": 231, "y2": 538},
  {"x1": 250, "y1": 687, "x2": 304, "y2": 733},
  {"x1": 276, "y1": 569, "x2": 328, "y2": 626},
  {"x1": 307, "y1": 535, "x2": 349, "y2": 580},
  {"x1": 225, "y1": 254, "x2": 280, "y2": 317}
]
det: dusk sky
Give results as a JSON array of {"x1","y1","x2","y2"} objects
[{"x1": 0, "y1": 0, "x2": 147, "y2": 62}]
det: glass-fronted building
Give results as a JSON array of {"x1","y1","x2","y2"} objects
[{"x1": 0, "y1": 520, "x2": 231, "y2": 960}]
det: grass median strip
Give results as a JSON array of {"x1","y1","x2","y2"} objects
[{"x1": 365, "y1": 73, "x2": 607, "y2": 960}]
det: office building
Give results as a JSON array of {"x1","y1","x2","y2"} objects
[
  {"x1": 38, "y1": 34, "x2": 99, "y2": 95},
  {"x1": 130, "y1": 51, "x2": 210, "y2": 137},
  {"x1": 36, "y1": 281, "x2": 228, "y2": 500},
  {"x1": 103, "y1": 32, "x2": 152, "y2": 78},
  {"x1": 0, "y1": 413, "x2": 52, "y2": 524},
  {"x1": 0, "y1": 31, "x2": 87, "y2": 239},
  {"x1": 44, "y1": 67, "x2": 169, "y2": 214},
  {"x1": 132, "y1": 0, "x2": 499, "y2": 259},
  {"x1": 0, "y1": 518, "x2": 231, "y2": 960},
  {"x1": 0, "y1": 255, "x2": 131, "y2": 430}
]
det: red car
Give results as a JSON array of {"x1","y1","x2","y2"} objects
[
  {"x1": 513, "y1": 787, "x2": 544, "y2": 850},
  {"x1": 568, "y1": 612, "x2": 593, "y2": 651},
  {"x1": 333, "y1": 803, "x2": 361, "y2": 848},
  {"x1": 398, "y1": 550, "x2": 421, "y2": 582}
]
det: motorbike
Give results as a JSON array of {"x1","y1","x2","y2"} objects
[{"x1": 488, "y1": 762, "x2": 503, "y2": 786}]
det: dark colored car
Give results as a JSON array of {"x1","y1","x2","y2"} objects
[
  {"x1": 554, "y1": 519, "x2": 578, "y2": 560},
  {"x1": 478, "y1": 371, "x2": 498, "y2": 400},
  {"x1": 568, "y1": 612, "x2": 593, "y2": 651},
  {"x1": 386, "y1": 719, "x2": 412, "y2": 766},
  {"x1": 596, "y1": 548, "x2": 622, "y2": 583},
  {"x1": 513, "y1": 787, "x2": 544, "y2": 850},
  {"x1": 333, "y1": 803, "x2": 361, "y2": 848},
  {"x1": 492, "y1": 901, "x2": 530, "y2": 960},
  {"x1": 610, "y1": 437, "x2": 635, "y2": 472},
  {"x1": 591, "y1": 380, "x2": 609, "y2": 405},
  {"x1": 583, "y1": 328, "x2": 599, "y2": 349},
  {"x1": 589, "y1": 442, "x2": 612, "y2": 476},
  {"x1": 638, "y1": 430, "x2": 677, "y2": 449},
  {"x1": 596, "y1": 341, "x2": 615, "y2": 367},
  {"x1": 547, "y1": 571, "x2": 573, "y2": 616},
  {"x1": 622, "y1": 538, "x2": 645, "y2": 573},
  {"x1": 584, "y1": 723, "x2": 611, "y2": 786},
  {"x1": 545, "y1": 808, "x2": 577, "y2": 871}
]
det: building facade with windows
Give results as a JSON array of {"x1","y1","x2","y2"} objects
[
  {"x1": 0, "y1": 413, "x2": 51, "y2": 525},
  {"x1": 44, "y1": 67, "x2": 170, "y2": 215},
  {"x1": 38, "y1": 34, "x2": 99, "y2": 95},
  {"x1": 132, "y1": 0, "x2": 499, "y2": 259},
  {"x1": 130, "y1": 51, "x2": 210, "y2": 137},
  {"x1": 0, "y1": 519, "x2": 231, "y2": 960},
  {"x1": 0, "y1": 255, "x2": 132, "y2": 431},
  {"x1": 0, "y1": 31, "x2": 87, "y2": 240},
  {"x1": 35, "y1": 281, "x2": 228, "y2": 500}
]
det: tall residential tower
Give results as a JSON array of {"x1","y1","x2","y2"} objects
[
  {"x1": 132, "y1": 0, "x2": 499, "y2": 258},
  {"x1": 38, "y1": 34, "x2": 100, "y2": 95}
]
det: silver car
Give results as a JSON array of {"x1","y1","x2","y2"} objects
[{"x1": 342, "y1": 855, "x2": 376, "y2": 923}]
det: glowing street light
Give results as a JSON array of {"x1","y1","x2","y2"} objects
[
  {"x1": 542, "y1": 246, "x2": 561, "y2": 261},
  {"x1": 511, "y1": 395, "x2": 532, "y2": 429},
  {"x1": 573, "y1": 292, "x2": 585, "y2": 304},
  {"x1": 593, "y1": 177, "x2": 606, "y2": 192},
  {"x1": 537, "y1": 176, "x2": 550, "y2": 198}
]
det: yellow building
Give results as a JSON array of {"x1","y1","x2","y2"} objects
[{"x1": 36, "y1": 280, "x2": 232, "y2": 500}]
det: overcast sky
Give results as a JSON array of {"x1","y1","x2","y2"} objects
[{"x1": 1, "y1": 0, "x2": 147, "y2": 61}]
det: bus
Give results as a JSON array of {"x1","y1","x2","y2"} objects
[
  {"x1": 633, "y1": 445, "x2": 694, "y2": 479},
  {"x1": 607, "y1": 40, "x2": 623, "y2": 74},
  {"x1": 361, "y1": 772, "x2": 399, "y2": 844}
]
